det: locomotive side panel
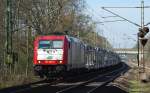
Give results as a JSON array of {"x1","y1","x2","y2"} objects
[{"x1": 69, "y1": 37, "x2": 85, "y2": 70}]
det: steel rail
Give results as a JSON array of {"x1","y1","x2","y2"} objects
[
  {"x1": 56, "y1": 63, "x2": 126, "y2": 93},
  {"x1": 87, "y1": 64, "x2": 127, "y2": 93}
]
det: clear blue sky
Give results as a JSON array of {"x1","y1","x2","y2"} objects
[{"x1": 86, "y1": 0, "x2": 150, "y2": 48}]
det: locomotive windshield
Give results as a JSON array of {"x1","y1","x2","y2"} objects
[{"x1": 38, "y1": 40, "x2": 63, "y2": 49}]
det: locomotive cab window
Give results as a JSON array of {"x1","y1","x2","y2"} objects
[
  {"x1": 53, "y1": 40, "x2": 63, "y2": 48},
  {"x1": 39, "y1": 40, "x2": 51, "y2": 49},
  {"x1": 38, "y1": 40, "x2": 63, "y2": 49}
]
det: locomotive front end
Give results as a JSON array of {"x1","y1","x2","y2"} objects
[{"x1": 33, "y1": 35, "x2": 68, "y2": 78}]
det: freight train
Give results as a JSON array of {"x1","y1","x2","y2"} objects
[{"x1": 33, "y1": 35, "x2": 121, "y2": 78}]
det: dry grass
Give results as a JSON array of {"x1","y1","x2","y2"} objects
[
  {"x1": 113, "y1": 63, "x2": 150, "y2": 93},
  {"x1": 0, "y1": 73, "x2": 39, "y2": 89}
]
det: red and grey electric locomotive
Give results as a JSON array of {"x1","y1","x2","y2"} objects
[{"x1": 33, "y1": 35, "x2": 85, "y2": 78}]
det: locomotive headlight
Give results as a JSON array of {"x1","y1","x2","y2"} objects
[
  {"x1": 59, "y1": 61, "x2": 63, "y2": 64},
  {"x1": 38, "y1": 61, "x2": 41, "y2": 63}
]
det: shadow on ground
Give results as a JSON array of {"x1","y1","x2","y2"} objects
[{"x1": 95, "y1": 85, "x2": 128, "y2": 93}]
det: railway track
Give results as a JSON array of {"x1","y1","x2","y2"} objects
[
  {"x1": 0, "y1": 63, "x2": 128, "y2": 93},
  {"x1": 55, "y1": 63, "x2": 127, "y2": 93}
]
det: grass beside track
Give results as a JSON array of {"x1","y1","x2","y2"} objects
[
  {"x1": 113, "y1": 63, "x2": 150, "y2": 93},
  {"x1": 129, "y1": 80, "x2": 150, "y2": 93},
  {"x1": 0, "y1": 73, "x2": 40, "y2": 89}
]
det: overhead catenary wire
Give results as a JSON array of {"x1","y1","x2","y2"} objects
[
  {"x1": 102, "y1": 6, "x2": 150, "y2": 8},
  {"x1": 95, "y1": 20, "x2": 126, "y2": 24},
  {"x1": 102, "y1": 7, "x2": 141, "y2": 27}
]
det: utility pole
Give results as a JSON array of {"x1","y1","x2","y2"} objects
[
  {"x1": 140, "y1": 0, "x2": 144, "y2": 72},
  {"x1": 137, "y1": 1, "x2": 149, "y2": 82}
]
